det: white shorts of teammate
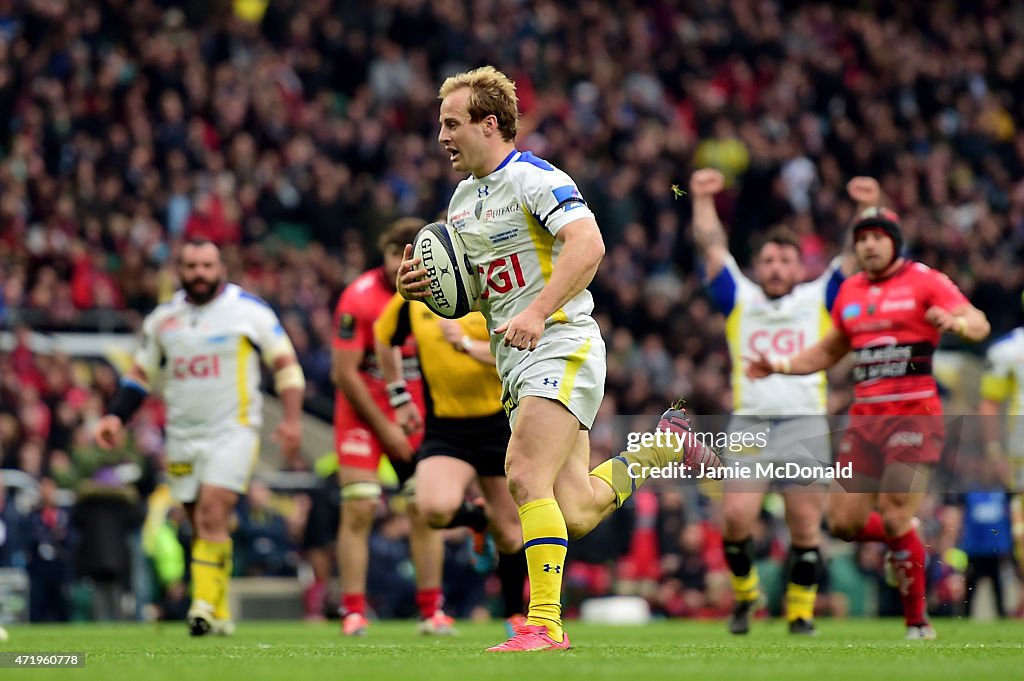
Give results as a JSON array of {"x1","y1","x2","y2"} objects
[
  {"x1": 725, "y1": 415, "x2": 832, "y2": 487},
  {"x1": 501, "y1": 326, "x2": 606, "y2": 430},
  {"x1": 165, "y1": 426, "x2": 260, "y2": 503}
]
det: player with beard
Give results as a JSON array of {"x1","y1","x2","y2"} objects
[
  {"x1": 95, "y1": 238, "x2": 305, "y2": 636},
  {"x1": 746, "y1": 207, "x2": 990, "y2": 639},
  {"x1": 690, "y1": 168, "x2": 859, "y2": 635}
]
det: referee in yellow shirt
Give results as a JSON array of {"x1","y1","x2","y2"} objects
[{"x1": 374, "y1": 294, "x2": 526, "y2": 625}]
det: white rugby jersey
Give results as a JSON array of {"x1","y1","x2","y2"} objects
[
  {"x1": 134, "y1": 283, "x2": 290, "y2": 439},
  {"x1": 446, "y1": 150, "x2": 598, "y2": 376},
  {"x1": 980, "y1": 327, "x2": 1024, "y2": 447},
  {"x1": 707, "y1": 254, "x2": 844, "y2": 416}
]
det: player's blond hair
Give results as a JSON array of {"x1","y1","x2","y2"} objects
[{"x1": 438, "y1": 66, "x2": 519, "y2": 142}]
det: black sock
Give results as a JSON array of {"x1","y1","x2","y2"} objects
[
  {"x1": 723, "y1": 537, "x2": 754, "y2": 577},
  {"x1": 496, "y1": 549, "x2": 527, "y2": 617},
  {"x1": 444, "y1": 500, "x2": 489, "y2": 532},
  {"x1": 786, "y1": 545, "x2": 823, "y2": 587}
]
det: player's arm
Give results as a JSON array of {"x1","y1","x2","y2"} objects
[
  {"x1": 438, "y1": 318, "x2": 496, "y2": 366},
  {"x1": 332, "y1": 347, "x2": 393, "y2": 435},
  {"x1": 921, "y1": 266, "x2": 990, "y2": 343},
  {"x1": 925, "y1": 302, "x2": 990, "y2": 343},
  {"x1": 689, "y1": 168, "x2": 729, "y2": 280},
  {"x1": 263, "y1": 338, "x2": 306, "y2": 463},
  {"x1": 745, "y1": 326, "x2": 852, "y2": 379},
  {"x1": 95, "y1": 363, "x2": 152, "y2": 448},
  {"x1": 332, "y1": 295, "x2": 415, "y2": 460},
  {"x1": 373, "y1": 295, "x2": 422, "y2": 436},
  {"x1": 495, "y1": 217, "x2": 604, "y2": 350},
  {"x1": 96, "y1": 312, "x2": 163, "y2": 448},
  {"x1": 249, "y1": 304, "x2": 306, "y2": 462},
  {"x1": 531, "y1": 217, "x2": 605, "y2": 319}
]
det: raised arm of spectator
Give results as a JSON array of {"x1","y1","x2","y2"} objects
[{"x1": 689, "y1": 168, "x2": 730, "y2": 280}]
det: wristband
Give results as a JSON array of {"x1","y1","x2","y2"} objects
[
  {"x1": 771, "y1": 356, "x2": 792, "y2": 375},
  {"x1": 954, "y1": 316, "x2": 968, "y2": 336},
  {"x1": 274, "y1": 363, "x2": 306, "y2": 393},
  {"x1": 460, "y1": 335, "x2": 474, "y2": 353},
  {"x1": 389, "y1": 392, "x2": 412, "y2": 408},
  {"x1": 387, "y1": 380, "x2": 411, "y2": 408}
]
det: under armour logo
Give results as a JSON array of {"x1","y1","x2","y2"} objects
[
  {"x1": 542, "y1": 378, "x2": 559, "y2": 387},
  {"x1": 477, "y1": 186, "x2": 490, "y2": 198},
  {"x1": 542, "y1": 563, "x2": 561, "y2": 573}
]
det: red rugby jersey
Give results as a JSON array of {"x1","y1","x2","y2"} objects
[
  {"x1": 331, "y1": 267, "x2": 421, "y2": 407},
  {"x1": 831, "y1": 261, "x2": 968, "y2": 402}
]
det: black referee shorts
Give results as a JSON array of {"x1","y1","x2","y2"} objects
[{"x1": 417, "y1": 411, "x2": 511, "y2": 478}]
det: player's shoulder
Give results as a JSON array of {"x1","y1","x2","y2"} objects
[
  {"x1": 504, "y1": 150, "x2": 572, "y2": 187},
  {"x1": 144, "y1": 291, "x2": 186, "y2": 325},
  {"x1": 226, "y1": 283, "x2": 273, "y2": 310},
  {"x1": 838, "y1": 271, "x2": 871, "y2": 292},
  {"x1": 338, "y1": 267, "x2": 390, "y2": 311},
  {"x1": 906, "y1": 261, "x2": 946, "y2": 282},
  {"x1": 348, "y1": 268, "x2": 387, "y2": 295},
  {"x1": 509, "y1": 150, "x2": 558, "y2": 174}
]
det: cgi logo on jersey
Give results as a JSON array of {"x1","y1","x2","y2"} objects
[
  {"x1": 478, "y1": 255, "x2": 527, "y2": 300},
  {"x1": 172, "y1": 355, "x2": 220, "y2": 380},
  {"x1": 748, "y1": 328, "x2": 806, "y2": 355}
]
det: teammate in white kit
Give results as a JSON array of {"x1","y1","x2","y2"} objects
[
  {"x1": 95, "y1": 239, "x2": 304, "y2": 636},
  {"x1": 690, "y1": 168, "x2": 861, "y2": 635},
  {"x1": 398, "y1": 66, "x2": 719, "y2": 652},
  {"x1": 979, "y1": 301, "x2": 1024, "y2": 589}
]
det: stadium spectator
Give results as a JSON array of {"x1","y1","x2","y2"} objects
[
  {"x1": 235, "y1": 480, "x2": 296, "y2": 577},
  {"x1": 0, "y1": 471, "x2": 25, "y2": 568},
  {"x1": 25, "y1": 477, "x2": 73, "y2": 623}
]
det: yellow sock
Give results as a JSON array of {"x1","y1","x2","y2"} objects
[
  {"x1": 214, "y1": 539, "x2": 233, "y2": 620},
  {"x1": 192, "y1": 538, "x2": 231, "y2": 615},
  {"x1": 519, "y1": 498, "x2": 568, "y2": 641},
  {"x1": 591, "y1": 433, "x2": 681, "y2": 508},
  {"x1": 730, "y1": 565, "x2": 761, "y2": 603},
  {"x1": 786, "y1": 583, "x2": 818, "y2": 622}
]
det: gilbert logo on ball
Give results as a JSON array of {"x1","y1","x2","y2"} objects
[{"x1": 412, "y1": 222, "x2": 478, "y2": 319}]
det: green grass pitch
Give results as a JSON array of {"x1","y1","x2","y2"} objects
[{"x1": 3, "y1": 619, "x2": 1022, "y2": 681}]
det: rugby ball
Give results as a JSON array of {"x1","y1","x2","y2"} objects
[{"x1": 411, "y1": 222, "x2": 479, "y2": 319}]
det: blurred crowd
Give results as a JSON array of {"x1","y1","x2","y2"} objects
[{"x1": 3, "y1": 0, "x2": 1024, "y2": 621}]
